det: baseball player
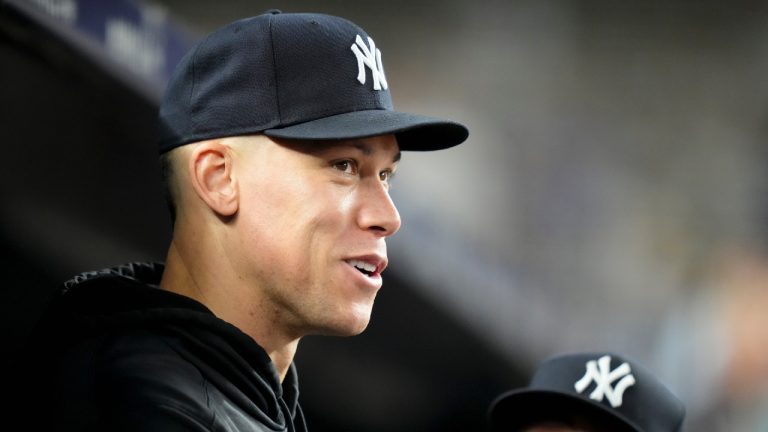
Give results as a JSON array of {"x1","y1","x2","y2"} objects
[
  {"x1": 488, "y1": 352, "x2": 686, "y2": 432},
  {"x1": 12, "y1": 10, "x2": 467, "y2": 431}
]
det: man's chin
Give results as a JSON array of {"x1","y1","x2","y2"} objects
[{"x1": 311, "y1": 316, "x2": 371, "y2": 337}]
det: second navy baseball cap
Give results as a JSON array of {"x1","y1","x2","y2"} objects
[
  {"x1": 158, "y1": 10, "x2": 469, "y2": 153},
  {"x1": 488, "y1": 352, "x2": 686, "y2": 432}
]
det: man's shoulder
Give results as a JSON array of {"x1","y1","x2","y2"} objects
[
  {"x1": 92, "y1": 329, "x2": 205, "y2": 388},
  {"x1": 84, "y1": 330, "x2": 300, "y2": 432},
  {"x1": 71, "y1": 329, "x2": 213, "y2": 413},
  {"x1": 11, "y1": 329, "x2": 217, "y2": 431}
]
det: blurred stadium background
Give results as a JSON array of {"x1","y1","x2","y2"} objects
[{"x1": 3, "y1": 1, "x2": 768, "y2": 430}]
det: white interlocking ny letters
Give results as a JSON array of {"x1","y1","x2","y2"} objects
[
  {"x1": 351, "y1": 34, "x2": 388, "y2": 90},
  {"x1": 574, "y1": 355, "x2": 636, "y2": 408}
]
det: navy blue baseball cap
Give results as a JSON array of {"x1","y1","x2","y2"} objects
[
  {"x1": 158, "y1": 10, "x2": 469, "y2": 153},
  {"x1": 488, "y1": 353, "x2": 686, "y2": 432}
]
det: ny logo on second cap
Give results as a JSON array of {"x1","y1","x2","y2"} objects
[
  {"x1": 574, "y1": 355, "x2": 636, "y2": 408},
  {"x1": 351, "y1": 34, "x2": 388, "y2": 90}
]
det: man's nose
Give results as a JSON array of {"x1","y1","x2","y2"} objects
[{"x1": 356, "y1": 180, "x2": 401, "y2": 237}]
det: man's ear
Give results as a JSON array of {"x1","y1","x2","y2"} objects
[{"x1": 188, "y1": 140, "x2": 238, "y2": 217}]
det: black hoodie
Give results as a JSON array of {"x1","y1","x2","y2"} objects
[{"x1": 12, "y1": 262, "x2": 307, "y2": 432}]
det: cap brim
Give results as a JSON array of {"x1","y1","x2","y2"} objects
[
  {"x1": 263, "y1": 109, "x2": 468, "y2": 151},
  {"x1": 488, "y1": 389, "x2": 641, "y2": 432}
]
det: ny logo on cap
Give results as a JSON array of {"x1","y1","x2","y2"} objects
[
  {"x1": 574, "y1": 355, "x2": 636, "y2": 408},
  {"x1": 351, "y1": 34, "x2": 388, "y2": 90}
]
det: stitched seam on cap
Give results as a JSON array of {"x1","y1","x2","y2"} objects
[{"x1": 268, "y1": 14, "x2": 282, "y2": 124}]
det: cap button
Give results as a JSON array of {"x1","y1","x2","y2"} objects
[{"x1": 264, "y1": 9, "x2": 281, "y2": 15}]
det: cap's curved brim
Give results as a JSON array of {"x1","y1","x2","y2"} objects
[
  {"x1": 263, "y1": 109, "x2": 468, "y2": 151},
  {"x1": 488, "y1": 389, "x2": 641, "y2": 432}
]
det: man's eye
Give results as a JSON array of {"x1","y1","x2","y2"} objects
[
  {"x1": 379, "y1": 170, "x2": 396, "y2": 187},
  {"x1": 333, "y1": 160, "x2": 356, "y2": 175}
]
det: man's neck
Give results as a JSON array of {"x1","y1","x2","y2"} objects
[{"x1": 160, "y1": 239, "x2": 300, "y2": 382}]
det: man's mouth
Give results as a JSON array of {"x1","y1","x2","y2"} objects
[{"x1": 346, "y1": 259, "x2": 378, "y2": 277}]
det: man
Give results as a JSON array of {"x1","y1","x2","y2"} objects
[
  {"x1": 13, "y1": 10, "x2": 467, "y2": 431},
  {"x1": 488, "y1": 352, "x2": 685, "y2": 432}
]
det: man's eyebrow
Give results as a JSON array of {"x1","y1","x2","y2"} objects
[{"x1": 346, "y1": 141, "x2": 401, "y2": 163}]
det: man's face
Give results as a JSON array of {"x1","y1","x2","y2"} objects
[{"x1": 229, "y1": 134, "x2": 401, "y2": 337}]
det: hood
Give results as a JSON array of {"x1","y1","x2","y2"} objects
[{"x1": 21, "y1": 262, "x2": 301, "y2": 426}]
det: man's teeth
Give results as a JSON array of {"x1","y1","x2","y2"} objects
[{"x1": 348, "y1": 259, "x2": 376, "y2": 273}]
